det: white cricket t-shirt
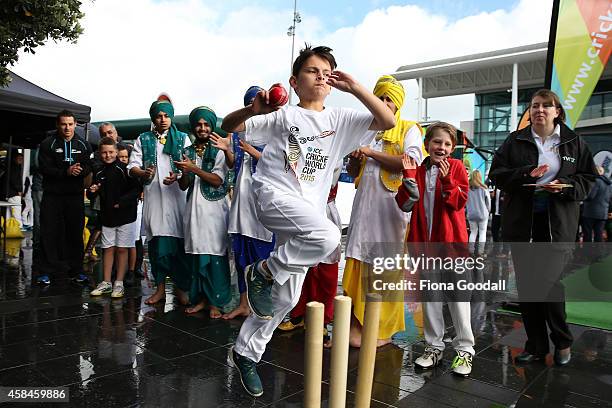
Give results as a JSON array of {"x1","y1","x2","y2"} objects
[{"x1": 244, "y1": 105, "x2": 374, "y2": 211}]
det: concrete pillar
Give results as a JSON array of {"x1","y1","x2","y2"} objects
[{"x1": 511, "y1": 63, "x2": 518, "y2": 131}]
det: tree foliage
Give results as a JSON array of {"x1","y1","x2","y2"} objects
[{"x1": 0, "y1": 1, "x2": 86, "y2": 87}]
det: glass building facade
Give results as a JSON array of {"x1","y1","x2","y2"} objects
[
  {"x1": 473, "y1": 88, "x2": 537, "y2": 152},
  {"x1": 473, "y1": 85, "x2": 612, "y2": 153}
]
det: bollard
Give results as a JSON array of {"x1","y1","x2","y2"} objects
[
  {"x1": 329, "y1": 295, "x2": 352, "y2": 408},
  {"x1": 304, "y1": 301, "x2": 324, "y2": 408},
  {"x1": 354, "y1": 294, "x2": 382, "y2": 408}
]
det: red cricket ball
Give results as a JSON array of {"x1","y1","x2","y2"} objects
[{"x1": 268, "y1": 83, "x2": 289, "y2": 106}]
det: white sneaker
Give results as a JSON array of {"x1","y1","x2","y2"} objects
[
  {"x1": 451, "y1": 350, "x2": 473, "y2": 376},
  {"x1": 415, "y1": 346, "x2": 442, "y2": 369},
  {"x1": 111, "y1": 285, "x2": 125, "y2": 298},
  {"x1": 91, "y1": 281, "x2": 112, "y2": 296}
]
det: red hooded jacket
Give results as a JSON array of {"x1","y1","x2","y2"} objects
[{"x1": 395, "y1": 157, "x2": 468, "y2": 243}]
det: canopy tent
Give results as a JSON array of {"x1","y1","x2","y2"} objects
[{"x1": 0, "y1": 70, "x2": 91, "y2": 148}]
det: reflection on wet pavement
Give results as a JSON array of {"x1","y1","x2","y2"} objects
[{"x1": 1, "y1": 235, "x2": 611, "y2": 407}]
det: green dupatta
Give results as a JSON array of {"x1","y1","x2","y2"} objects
[
  {"x1": 140, "y1": 128, "x2": 187, "y2": 185},
  {"x1": 183, "y1": 140, "x2": 230, "y2": 201}
]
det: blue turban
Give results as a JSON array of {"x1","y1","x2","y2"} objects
[{"x1": 244, "y1": 86, "x2": 263, "y2": 107}]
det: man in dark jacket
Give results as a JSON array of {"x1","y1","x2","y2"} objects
[{"x1": 37, "y1": 110, "x2": 93, "y2": 285}]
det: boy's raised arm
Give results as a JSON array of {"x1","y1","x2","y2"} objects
[
  {"x1": 221, "y1": 91, "x2": 279, "y2": 133},
  {"x1": 221, "y1": 106, "x2": 253, "y2": 133},
  {"x1": 327, "y1": 71, "x2": 396, "y2": 131}
]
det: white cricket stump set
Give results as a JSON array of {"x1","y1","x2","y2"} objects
[{"x1": 304, "y1": 294, "x2": 382, "y2": 408}]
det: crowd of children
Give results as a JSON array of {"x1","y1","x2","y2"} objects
[
  {"x1": 74, "y1": 47, "x2": 474, "y2": 396},
  {"x1": 38, "y1": 43, "x2": 596, "y2": 399}
]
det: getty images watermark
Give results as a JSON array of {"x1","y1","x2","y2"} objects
[{"x1": 371, "y1": 253, "x2": 506, "y2": 292}]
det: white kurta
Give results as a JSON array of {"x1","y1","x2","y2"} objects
[
  {"x1": 345, "y1": 125, "x2": 423, "y2": 264},
  {"x1": 227, "y1": 150, "x2": 273, "y2": 242},
  {"x1": 184, "y1": 150, "x2": 230, "y2": 255},
  {"x1": 127, "y1": 136, "x2": 191, "y2": 240}
]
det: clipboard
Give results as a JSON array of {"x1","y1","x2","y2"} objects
[{"x1": 522, "y1": 183, "x2": 573, "y2": 188}]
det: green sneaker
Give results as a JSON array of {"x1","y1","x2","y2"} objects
[
  {"x1": 90, "y1": 281, "x2": 112, "y2": 296},
  {"x1": 228, "y1": 346, "x2": 263, "y2": 397},
  {"x1": 451, "y1": 350, "x2": 473, "y2": 376},
  {"x1": 245, "y1": 261, "x2": 274, "y2": 320}
]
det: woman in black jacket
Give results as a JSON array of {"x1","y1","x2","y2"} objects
[{"x1": 489, "y1": 89, "x2": 596, "y2": 366}]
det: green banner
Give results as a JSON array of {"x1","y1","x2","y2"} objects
[{"x1": 550, "y1": 0, "x2": 612, "y2": 129}]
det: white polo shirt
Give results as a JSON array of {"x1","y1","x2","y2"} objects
[{"x1": 532, "y1": 124, "x2": 561, "y2": 185}]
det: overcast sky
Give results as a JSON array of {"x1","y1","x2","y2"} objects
[{"x1": 12, "y1": 0, "x2": 552, "y2": 127}]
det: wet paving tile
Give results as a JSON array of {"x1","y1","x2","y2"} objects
[
  {"x1": 131, "y1": 320, "x2": 189, "y2": 343},
  {"x1": 522, "y1": 361, "x2": 612, "y2": 407},
  {"x1": 265, "y1": 383, "x2": 394, "y2": 408},
  {"x1": 142, "y1": 307, "x2": 220, "y2": 334},
  {"x1": 432, "y1": 372, "x2": 521, "y2": 405},
  {"x1": 514, "y1": 392, "x2": 612, "y2": 408},
  {"x1": 190, "y1": 318, "x2": 243, "y2": 346},
  {"x1": 346, "y1": 370, "x2": 412, "y2": 406},
  {"x1": 33, "y1": 346, "x2": 167, "y2": 386},
  {"x1": 0, "y1": 320, "x2": 73, "y2": 346},
  {"x1": 66, "y1": 367, "x2": 164, "y2": 408},
  {"x1": 393, "y1": 393, "x2": 459, "y2": 407},
  {"x1": 404, "y1": 380, "x2": 514, "y2": 408},
  {"x1": 165, "y1": 349, "x2": 233, "y2": 384},
  {"x1": 466, "y1": 353, "x2": 549, "y2": 392},
  {"x1": 0, "y1": 338, "x2": 62, "y2": 371},
  {"x1": 151, "y1": 375, "x2": 267, "y2": 408},
  {"x1": 137, "y1": 332, "x2": 217, "y2": 360},
  {"x1": 0, "y1": 365, "x2": 52, "y2": 387},
  {"x1": 265, "y1": 335, "x2": 364, "y2": 382}
]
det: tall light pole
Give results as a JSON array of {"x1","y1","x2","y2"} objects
[{"x1": 287, "y1": 0, "x2": 301, "y2": 104}]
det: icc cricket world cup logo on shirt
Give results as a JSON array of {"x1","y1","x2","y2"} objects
[{"x1": 287, "y1": 126, "x2": 301, "y2": 173}]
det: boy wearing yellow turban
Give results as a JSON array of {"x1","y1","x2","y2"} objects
[{"x1": 343, "y1": 75, "x2": 424, "y2": 347}]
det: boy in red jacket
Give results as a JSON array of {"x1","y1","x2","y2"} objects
[{"x1": 395, "y1": 121, "x2": 475, "y2": 376}]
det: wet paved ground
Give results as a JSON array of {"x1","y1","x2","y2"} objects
[{"x1": 1, "y1": 235, "x2": 611, "y2": 407}]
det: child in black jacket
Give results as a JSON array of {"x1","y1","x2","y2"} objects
[{"x1": 87, "y1": 137, "x2": 141, "y2": 298}]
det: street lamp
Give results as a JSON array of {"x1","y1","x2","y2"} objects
[{"x1": 287, "y1": 0, "x2": 301, "y2": 104}]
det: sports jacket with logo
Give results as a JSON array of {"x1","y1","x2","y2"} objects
[
  {"x1": 489, "y1": 123, "x2": 596, "y2": 242},
  {"x1": 38, "y1": 133, "x2": 93, "y2": 195}
]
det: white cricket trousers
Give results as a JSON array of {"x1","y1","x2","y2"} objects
[
  {"x1": 423, "y1": 301, "x2": 475, "y2": 355},
  {"x1": 234, "y1": 186, "x2": 341, "y2": 362}
]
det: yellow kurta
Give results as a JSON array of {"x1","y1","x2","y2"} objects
[{"x1": 343, "y1": 258, "x2": 405, "y2": 339}]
